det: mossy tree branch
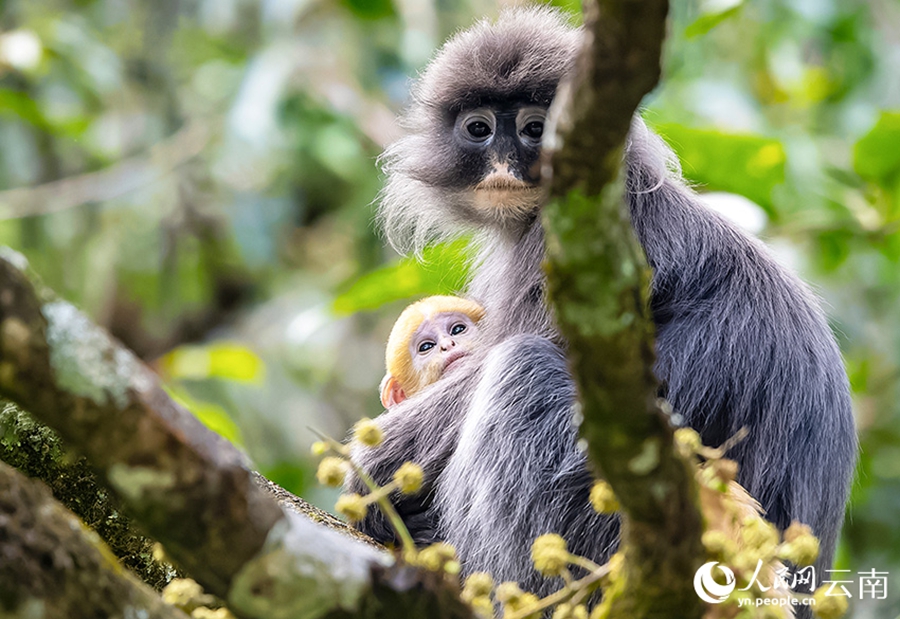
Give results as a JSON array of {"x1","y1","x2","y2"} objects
[
  {"x1": 0, "y1": 251, "x2": 474, "y2": 619},
  {"x1": 0, "y1": 460, "x2": 189, "y2": 619},
  {"x1": 544, "y1": 0, "x2": 706, "y2": 617},
  {"x1": 0, "y1": 401, "x2": 180, "y2": 590}
]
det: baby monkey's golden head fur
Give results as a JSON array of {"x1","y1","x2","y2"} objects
[{"x1": 381, "y1": 295, "x2": 486, "y2": 408}]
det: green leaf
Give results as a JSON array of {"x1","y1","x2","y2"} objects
[
  {"x1": 161, "y1": 342, "x2": 265, "y2": 384},
  {"x1": 166, "y1": 387, "x2": 244, "y2": 446},
  {"x1": 0, "y1": 90, "x2": 49, "y2": 129},
  {"x1": 684, "y1": 3, "x2": 743, "y2": 39},
  {"x1": 0, "y1": 90, "x2": 89, "y2": 137},
  {"x1": 651, "y1": 122, "x2": 786, "y2": 215},
  {"x1": 853, "y1": 111, "x2": 900, "y2": 183},
  {"x1": 332, "y1": 238, "x2": 473, "y2": 315},
  {"x1": 261, "y1": 461, "x2": 312, "y2": 497},
  {"x1": 340, "y1": 0, "x2": 395, "y2": 21},
  {"x1": 815, "y1": 229, "x2": 854, "y2": 271}
]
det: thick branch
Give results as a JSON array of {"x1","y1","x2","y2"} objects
[
  {"x1": 0, "y1": 250, "x2": 474, "y2": 619},
  {"x1": 0, "y1": 460, "x2": 188, "y2": 619},
  {"x1": 0, "y1": 401, "x2": 180, "y2": 589},
  {"x1": 544, "y1": 1, "x2": 705, "y2": 617}
]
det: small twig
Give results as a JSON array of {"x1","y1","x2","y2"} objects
[{"x1": 504, "y1": 562, "x2": 612, "y2": 619}]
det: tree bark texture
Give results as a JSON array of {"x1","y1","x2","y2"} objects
[
  {"x1": 544, "y1": 0, "x2": 706, "y2": 617},
  {"x1": 0, "y1": 460, "x2": 189, "y2": 619},
  {"x1": 0, "y1": 251, "x2": 474, "y2": 619}
]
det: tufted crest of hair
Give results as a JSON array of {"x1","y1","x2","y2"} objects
[
  {"x1": 385, "y1": 295, "x2": 485, "y2": 396},
  {"x1": 378, "y1": 6, "x2": 582, "y2": 255}
]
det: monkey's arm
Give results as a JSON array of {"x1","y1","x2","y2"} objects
[{"x1": 347, "y1": 356, "x2": 479, "y2": 545}]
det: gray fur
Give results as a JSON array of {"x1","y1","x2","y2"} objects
[{"x1": 350, "y1": 6, "x2": 857, "y2": 608}]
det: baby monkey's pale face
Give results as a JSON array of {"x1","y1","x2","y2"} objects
[{"x1": 410, "y1": 311, "x2": 480, "y2": 378}]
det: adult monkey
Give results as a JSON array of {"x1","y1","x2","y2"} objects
[{"x1": 348, "y1": 6, "x2": 856, "y2": 597}]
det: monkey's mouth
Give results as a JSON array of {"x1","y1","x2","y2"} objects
[
  {"x1": 472, "y1": 172, "x2": 542, "y2": 217},
  {"x1": 443, "y1": 351, "x2": 468, "y2": 372},
  {"x1": 475, "y1": 172, "x2": 536, "y2": 192}
]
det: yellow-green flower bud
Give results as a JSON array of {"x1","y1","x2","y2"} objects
[
  {"x1": 502, "y1": 591, "x2": 539, "y2": 617},
  {"x1": 553, "y1": 603, "x2": 588, "y2": 619},
  {"x1": 469, "y1": 595, "x2": 494, "y2": 619},
  {"x1": 316, "y1": 456, "x2": 348, "y2": 487},
  {"x1": 495, "y1": 581, "x2": 524, "y2": 604},
  {"x1": 394, "y1": 462, "x2": 424, "y2": 494},
  {"x1": 335, "y1": 493, "x2": 368, "y2": 522},
  {"x1": 192, "y1": 609, "x2": 235, "y2": 619},
  {"x1": 702, "y1": 530, "x2": 737, "y2": 558},
  {"x1": 552, "y1": 604, "x2": 573, "y2": 619},
  {"x1": 812, "y1": 586, "x2": 848, "y2": 619},
  {"x1": 778, "y1": 534, "x2": 819, "y2": 566},
  {"x1": 589, "y1": 480, "x2": 619, "y2": 514},
  {"x1": 741, "y1": 516, "x2": 778, "y2": 556},
  {"x1": 712, "y1": 458, "x2": 739, "y2": 484},
  {"x1": 531, "y1": 533, "x2": 569, "y2": 577},
  {"x1": 354, "y1": 418, "x2": 384, "y2": 447},
  {"x1": 674, "y1": 427, "x2": 702, "y2": 457},
  {"x1": 462, "y1": 572, "x2": 494, "y2": 600},
  {"x1": 310, "y1": 440, "x2": 328, "y2": 456},
  {"x1": 417, "y1": 542, "x2": 457, "y2": 572},
  {"x1": 783, "y1": 521, "x2": 814, "y2": 544},
  {"x1": 779, "y1": 521, "x2": 819, "y2": 568},
  {"x1": 162, "y1": 578, "x2": 211, "y2": 612}
]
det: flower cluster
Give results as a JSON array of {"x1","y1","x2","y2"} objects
[
  {"x1": 678, "y1": 427, "x2": 838, "y2": 619},
  {"x1": 307, "y1": 420, "x2": 843, "y2": 619}
]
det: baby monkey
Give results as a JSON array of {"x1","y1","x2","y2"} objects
[{"x1": 380, "y1": 295, "x2": 485, "y2": 408}]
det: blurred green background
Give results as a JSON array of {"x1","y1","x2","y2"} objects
[{"x1": 0, "y1": 0, "x2": 897, "y2": 615}]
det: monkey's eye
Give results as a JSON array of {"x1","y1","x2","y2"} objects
[
  {"x1": 458, "y1": 110, "x2": 495, "y2": 143},
  {"x1": 517, "y1": 107, "x2": 548, "y2": 145},
  {"x1": 466, "y1": 120, "x2": 492, "y2": 140},
  {"x1": 522, "y1": 120, "x2": 544, "y2": 140},
  {"x1": 418, "y1": 341, "x2": 435, "y2": 353},
  {"x1": 450, "y1": 323, "x2": 467, "y2": 336}
]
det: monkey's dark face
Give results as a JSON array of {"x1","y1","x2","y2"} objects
[
  {"x1": 378, "y1": 7, "x2": 579, "y2": 250},
  {"x1": 454, "y1": 102, "x2": 546, "y2": 215},
  {"x1": 437, "y1": 101, "x2": 548, "y2": 224}
]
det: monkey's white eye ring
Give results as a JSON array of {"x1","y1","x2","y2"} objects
[
  {"x1": 459, "y1": 110, "x2": 495, "y2": 143},
  {"x1": 418, "y1": 341, "x2": 435, "y2": 353},
  {"x1": 517, "y1": 107, "x2": 547, "y2": 143},
  {"x1": 450, "y1": 323, "x2": 467, "y2": 335}
]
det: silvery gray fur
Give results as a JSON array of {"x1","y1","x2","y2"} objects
[{"x1": 348, "y1": 5, "x2": 856, "y2": 602}]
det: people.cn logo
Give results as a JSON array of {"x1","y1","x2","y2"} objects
[{"x1": 693, "y1": 562, "x2": 736, "y2": 604}]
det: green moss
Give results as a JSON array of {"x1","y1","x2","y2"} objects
[{"x1": 0, "y1": 401, "x2": 178, "y2": 590}]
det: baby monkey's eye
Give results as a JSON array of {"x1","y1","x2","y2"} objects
[
  {"x1": 418, "y1": 341, "x2": 435, "y2": 353},
  {"x1": 450, "y1": 323, "x2": 467, "y2": 336}
]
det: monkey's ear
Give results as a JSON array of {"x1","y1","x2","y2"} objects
[{"x1": 380, "y1": 375, "x2": 407, "y2": 408}]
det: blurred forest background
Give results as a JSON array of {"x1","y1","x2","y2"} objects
[{"x1": 0, "y1": 0, "x2": 898, "y2": 615}]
